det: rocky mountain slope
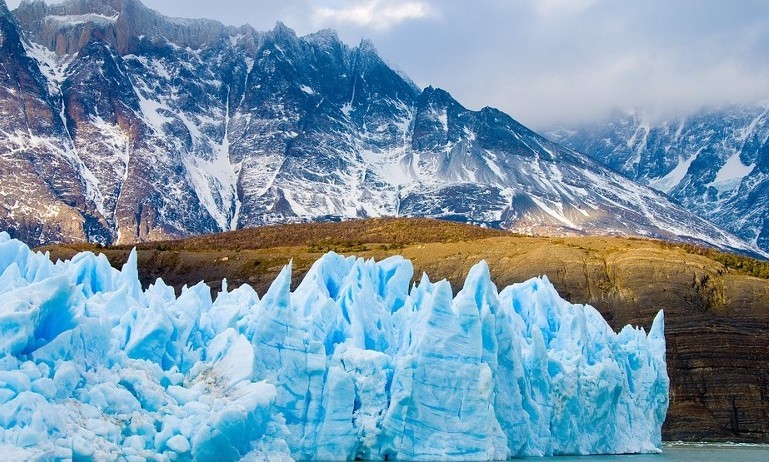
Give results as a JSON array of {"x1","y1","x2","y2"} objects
[
  {"x1": 42, "y1": 218, "x2": 769, "y2": 442},
  {"x1": 550, "y1": 106, "x2": 769, "y2": 253},
  {"x1": 0, "y1": 0, "x2": 763, "y2": 257}
]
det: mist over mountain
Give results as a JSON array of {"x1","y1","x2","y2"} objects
[
  {"x1": 0, "y1": 0, "x2": 762, "y2": 257},
  {"x1": 550, "y1": 105, "x2": 769, "y2": 253}
]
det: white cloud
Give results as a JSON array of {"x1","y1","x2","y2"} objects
[
  {"x1": 312, "y1": 0, "x2": 433, "y2": 30},
  {"x1": 529, "y1": 0, "x2": 597, "y2": 19}
]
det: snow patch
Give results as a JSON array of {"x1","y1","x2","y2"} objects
[
  {"x1": 648, "y1": 152, "x2": 699, "y2": 194},
  {"x1": 710, "y1": 152, "x2": 754, "y2": 193},
  {"x1": 44, "y1": 13, "x2": 119, "y2": 26},
  {"x1": 624, "y1": 122, "x2": 650, "y2": 171},
  {"x1": 182, "y1": 154, "x2": 239, "y2": 231},
  {"x1": 438, "y1": 109, "x2": 448, "y2": 133},
  {"x1": 22, "y1": 42, "x2": 72, "y2": 95},
  {"x1": 529, "y1": 195, "x2": 577, "y2": 228},
  {"x1": 135, "y1": 93, "x2": 173, "y2": 134}
]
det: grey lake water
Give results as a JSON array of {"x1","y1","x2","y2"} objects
[{"x1": 525, "y1": 443, "x2": 769, "y2": 461}]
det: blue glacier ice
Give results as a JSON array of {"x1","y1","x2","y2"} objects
[{"x1": 0, "y1": 232, "x2": 668, "y2": 460}]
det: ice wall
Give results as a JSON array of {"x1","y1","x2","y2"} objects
[{"x1": 0, "y1": 232, "x2": 669, "y2": 460}]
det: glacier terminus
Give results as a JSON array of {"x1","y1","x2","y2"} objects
[{"x1": 0, "y1": 232, "x2": 669, "y2": 460}]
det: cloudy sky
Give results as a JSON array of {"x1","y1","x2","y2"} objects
[{"x1": 9, "y1": 0, "x2": 769, "y2": 129}]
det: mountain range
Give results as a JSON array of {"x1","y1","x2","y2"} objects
[
  {"x1": 550, "y1": 106, "x2": 769, "y2": 254},
  {"x1": 0, "y1": 0, "x2": 763, "y2": 257}
]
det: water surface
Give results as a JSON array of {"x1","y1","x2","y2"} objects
[{"x1": 524, "y1": 444, "x2": 769, "y2": 461}]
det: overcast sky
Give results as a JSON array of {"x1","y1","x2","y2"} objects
[{"x1": 9, "y1": 0, "x2": 769, "y2": 129}]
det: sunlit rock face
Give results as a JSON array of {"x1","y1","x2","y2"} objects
[{"x1": 0, "y1": 232, "x2": 668, "y2": 460}]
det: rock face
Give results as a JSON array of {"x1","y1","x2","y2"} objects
[
  {"x1": 0, "y1": 0, "x2": 762, "y2": 256},
  {"x1": 0, "y1": 0, "x2": 93, "y2": 243},
  {"x1": 550, "y1": 107, "x2": 769, "y2": 253},
  {"x1": 13, "y1": 0, "x2": 232, "y2": 55}
]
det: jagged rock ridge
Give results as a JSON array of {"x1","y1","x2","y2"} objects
[{"x1": 0, "y1": 0, "x2": 763, "y2": 257}]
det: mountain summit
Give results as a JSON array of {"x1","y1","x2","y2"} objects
[{"x1": 0, "y1": 0, "x2": 762, "y2": 256}]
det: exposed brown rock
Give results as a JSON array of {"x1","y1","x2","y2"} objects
[{"x1": 13, "y1": 0, "x2": 239, "y2": 56}]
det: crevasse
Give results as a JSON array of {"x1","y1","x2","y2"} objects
[{"x1": 0, "y1": 232, "x2": 668, "y2": 460}]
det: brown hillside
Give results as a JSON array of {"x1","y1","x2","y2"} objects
[{"x1": 39, "y1": 217, "x2": 769, "y2": 442}]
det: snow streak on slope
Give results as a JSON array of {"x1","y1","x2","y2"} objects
[
  {"x1": 647, "y1": 151, "x2": 699, "y2": 194},
  {"x1": 0, "y1": 233, "x2": 668, "y2": 460}
]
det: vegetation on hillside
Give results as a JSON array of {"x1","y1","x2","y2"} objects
[
  {"x1": 113, "y1": 218, "x2": 508, "y2": 252},
  {"x1": 38, "y1": 218, "x2": 769, "y2": 285},
  {"x1": 662, "y1": 242, "x2": 769, "y2": 279}
]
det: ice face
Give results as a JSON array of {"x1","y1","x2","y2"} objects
[{"x1": 0, "y1": 232, "x2": 669, "y2": 460}]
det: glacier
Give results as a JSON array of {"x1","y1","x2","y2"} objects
[{"x1": 0, "y1": 231, "x2": 669, "y2": 460}]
